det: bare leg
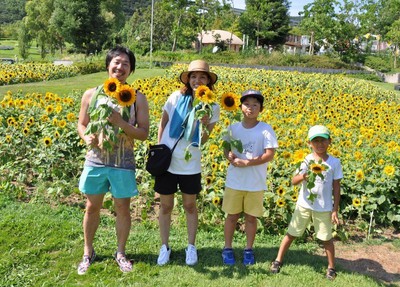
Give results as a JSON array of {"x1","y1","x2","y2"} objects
[
  {"x1": 275, "y1": 233, "x2": 296, "y2": 263},
  {"x1": 224, "y1": 213, "x2": 240, "y2": 248},
  {"x1": 158, "y1": 194, "x2": 174, "y2": 246},
  {"x1": 83, "y1": 194, "x2": 105, "y2": 256},
  {"x1": 244, "y1": 213, "x2": 257, "y2": 249},
  {"x1": 182, "y1": 193, "x2": 198, "y2": 245},
  {"x1": 114, "y1": 197, "x2": 132, "y2": 256},
  {"x1": 323, "y1": 239, "x2": 335, "y2": 269}
]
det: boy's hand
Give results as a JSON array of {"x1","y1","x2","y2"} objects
[
  {"x1": 107, "y1": 109, "x2": 124, "y2": 126},
  {"x1": 231, "y1": 158, "x2": 248, "y2": 167},
  {"x1": 331, "y1": 211, "x2": 340, "y2": 225},
  {"x1": 227, "y1": 151, "x2": 236, "y2": 162}
]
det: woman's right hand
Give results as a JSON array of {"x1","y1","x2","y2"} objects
[{"x1": 84, "y1": 134, "x2": 99, "y2": 147}]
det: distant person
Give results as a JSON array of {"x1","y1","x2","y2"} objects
[
  {"x1": 155, "y1": 60, "x2": 219, "y2": 266},
  {"x1": 222, "y1": 89, "x2": 278, "y2": 265},
  {"x1": 77, "y1": 46, "x2": 149, "y2": 274},
  {"x1": 270, "y1": 125, "x2": 342, "y2": 280}
]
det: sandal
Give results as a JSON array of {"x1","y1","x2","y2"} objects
[
  {"x1": 270, "y1": 260, "x2": 282, "y2": 274},
  {"x1": 77, "y1": 249, "x2": 96, "y2": 275},
  {"x1": 326, "y1": 268, "x2": 337, "y2": 280},
  {"x1": 115, "y1": 252, "x2": 133, "y2": 272}
]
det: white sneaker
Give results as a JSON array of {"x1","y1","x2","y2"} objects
[
  {"x1": 185, "y1": 244, "x2": 198, "y2": 265},
  {"x1": 157, "y1": 244, "x2": 171, "y2": 266}
]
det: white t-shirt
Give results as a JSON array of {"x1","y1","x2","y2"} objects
[
  {"x1": 224, "y1": 121, "x2": 278, "y2": 191},
  {"x1": 296, "y1": 153, "x2": 343, "y2": 212},
  {"x1": 160, "y1": 91, "x2": 220, "y2": 175}
]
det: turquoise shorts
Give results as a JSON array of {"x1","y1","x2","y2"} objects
[{"x1": 79, "y1": 166, "x2": 138, "y2": 198}]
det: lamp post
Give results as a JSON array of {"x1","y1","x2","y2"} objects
[{"x1": 150, "y1": 0, "x2": 154, "y2": 68}]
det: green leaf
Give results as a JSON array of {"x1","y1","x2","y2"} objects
[{"x1": 377, "y1": 195, "x2": 386, "y2": 205}]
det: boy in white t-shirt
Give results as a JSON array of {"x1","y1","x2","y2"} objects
[
  {"x1": 222, "y1": 89, "x2": 278, "y2": 265},
  {"x1": 270, "y1": 125, "x2": 343, "y2": 280}
]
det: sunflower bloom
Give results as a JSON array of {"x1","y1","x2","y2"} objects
[
  {"x1": 291, "y1": 194, "x2": 298, "y2": 202},
  {"x1": 383, "y1": 165, "x2": 395, "y2": 176},
  {"x1": 195, "y1": 85, "x2": 209, "y2": 101},
  {"x1": 116, "y1": 85, "x2": 136, "y2": 107},
  {"x1": 292, "y1": 149, "x2": 307, "y2": 164},
  {"x1": 352, "y1": 198, "x2": 361, "y2": 207},
  {"x1": 202, "y1": 89, "x2": 216, "y2": 104},
  {"x1": 104, "y1": 78, "x2": 121, "y2": 98},
  {"x1": 43, "y1": 137, "x2": 52, "y2": 147},
  {"x1": 276, "y1": 186, "x2": 286, "y2": 197},
  {"x1": 310, "y1": 163, "x2": 326, "y2": 174},
  {"x1": 276, "y1": 198, "x2": 286, "y2": 208},
  {"x1": 66, "y1": 113, "x2": 76, "y2": 122},
  {"x1": 355, "y1": 169, "x2": 365, "y2": 181},
  {"x1": 220, "y1": 92, "x2": 238, "y2": 111},
  {"x1": 212, "y1": 196, "x2": 221, "y2": 206}
]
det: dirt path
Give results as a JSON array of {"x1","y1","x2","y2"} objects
[{"x1": 334, "y1": 242, "x2": 400, "y2": 285}]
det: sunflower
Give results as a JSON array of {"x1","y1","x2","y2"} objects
[
  {"x1": 276, "y1": 198, "x2": 286, "y2": 208},
  {"x1": 43, "y1": 137, "x2": 52, "y2": 147},
  {"x1": 212, "y1": 196, "x2": 221, "y2": 206},
  {"x1": 292, "y1": 149, "x2": 307, "y2": 164},
  {"x1": 104, "y1": 78, "x2": 121, "y2": 98},
  {"x1": 355, "y1": 169, "x2": 365, "y2": 181},
  {"x1": 310, "y1": 163, "x2": 326, "y2": 174},
  {"x1": 276, "y1": 186, "x2": 286, "y2": 197},
  {"x1": 66, "y1": 113, "x2": 76, "y2": 122},
  {"x1": 5, "y1": 135, "x2": 12, "y2": 143},
  {"x1": 195, "y1": 85, "x2": 209, "y2": 101},
  {"x1": 46, "y1": 105, "x2": 54, "y2": 114},
  {"x1": 201, "y1": 89, "x2": 216, "y2": 104},
  {"x1": 291, "y1": 194, "x2": 298, "y2": 202},
  {"x1": 220, "y1": 92, "x2": 238, "y2": 111},
  {"x1": 383, "y1": 165, "x2": 395, "y2": 176},
  {"x1": 58, "y1": 119, "x2": 67, "y2": 129},
  {"x1": 22, "y1": 127, "x2": 30, "y2": 136},
  {"x1": 116, "y1": 85, "x2": 136, "y2": 107},
  {"x1": 352, "y1": 198, "x2": 361, "y2": 208}
]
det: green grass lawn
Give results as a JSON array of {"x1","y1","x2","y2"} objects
[
  {"x1": 0, "y1": 195, "x2": 389, "y2": 287},
  {"x1": 0, "y1": 68, "x2": 166, "y2": 97}
]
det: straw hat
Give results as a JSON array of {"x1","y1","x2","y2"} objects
[{"x1": 180, "y1": 60, "x2": 218, "y2": 85}]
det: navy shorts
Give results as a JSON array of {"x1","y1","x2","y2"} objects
[{"x1": 154, "y1": 172, "x2": 201, "y2": 195}]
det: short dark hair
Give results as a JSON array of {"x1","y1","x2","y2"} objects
[{"x1": 105, "y1": 46, "x2": 136, "y2": 74}]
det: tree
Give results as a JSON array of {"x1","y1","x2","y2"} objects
[
  {"x1": 50, "y1": 0, "x2": 110, "y2": 55},
  {"x1": 386, "y1": 19, "x2": 400, "y2": 68},
  {"x1": 239, "y1": 0, "x2": 290, "y2": 48},
  {"x1": 0, "y1": 0, "x2": 26, "y2": 24},
  {"x1": 23, "y1": 0, "x2": 57, "y2": 59}
]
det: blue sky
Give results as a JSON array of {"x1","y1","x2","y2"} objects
[{"x1": 232, "y1": 0, "x2": 314, "y2": 16}]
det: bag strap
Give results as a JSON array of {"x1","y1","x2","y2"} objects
[{"x1": 170, "y1": 133, "x2": 183, "y2": 153}]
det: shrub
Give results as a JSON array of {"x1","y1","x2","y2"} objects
[{"x1": 365, "y1": 55, "x2": 392, "y2": 73}]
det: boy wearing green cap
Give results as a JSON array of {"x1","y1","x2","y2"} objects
[{"x1": 270, "y1": 125, "x2": 343, "y2": 280}]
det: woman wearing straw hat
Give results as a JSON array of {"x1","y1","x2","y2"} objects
[{"x1": 154, "y1": 60, "x2": 220, "y2": 266}]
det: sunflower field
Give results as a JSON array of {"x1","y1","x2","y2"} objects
[
  {"x1": 0, "y1": 63, "x2": 79, "y2": 85},
  {"x1": 0, "y1": 63, "x2": 399, "y2": 236}
]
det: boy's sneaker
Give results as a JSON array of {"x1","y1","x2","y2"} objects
[
  {"x1": 77, "y1": 249, "x2": 96, "y2": 275},
  {"x1": 185, "y1": 244, "x2": 198, "y2": 265},
  {"x1": 270, "y1": 260, "x2": 282, "y2": 274},
  {"x1": 243, "y1": 249, "x2": 255, "y2": 265},
  {"x1": 157, "y1": 244, "x2": 171, "y2": 266},
  {"x1": 326, "y1": 268, "x2": 337, "y2": 280},
  {"x1": 222, "y1": 248, "x2": 235, "y2": 265}
]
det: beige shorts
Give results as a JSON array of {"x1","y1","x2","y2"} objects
[
  {"x1": 287, "y1": 205, "x2": 333, "y2": 241},
  {"x1": 222, "y1": 187, "x2": 264, "y2": 217}
]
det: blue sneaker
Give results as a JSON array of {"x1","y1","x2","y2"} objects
[
  {"x1": 243, "y1": 249, "x2": 255, "y2": 265},
  {"x1": 222, "y1": 248, "x2": 235, "y2": 265}
]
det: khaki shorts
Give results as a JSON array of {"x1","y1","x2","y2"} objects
[
  {"x1": 222, "y1": 187, "x2": 264, "y2": 217},
  {"x1": 287, "y1": 205, "x2": 333, "y2": 241}
]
